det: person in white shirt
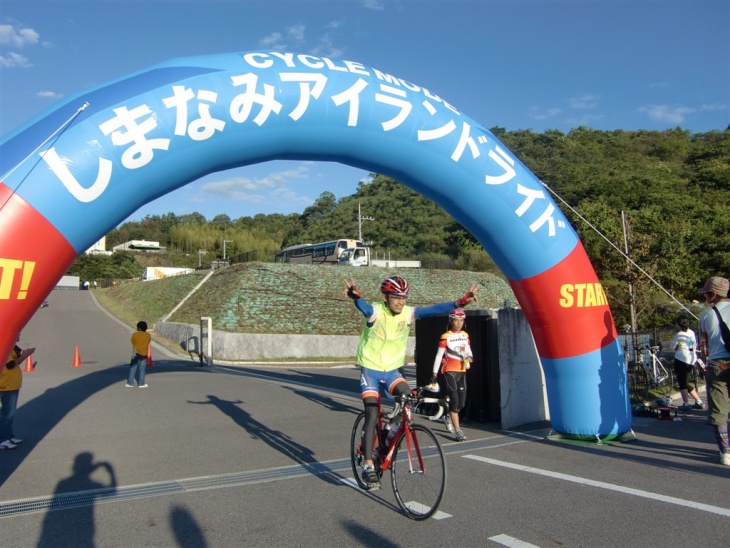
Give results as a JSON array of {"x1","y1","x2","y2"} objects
[{"x1": 670, "y1": 314, "x2": 704, "y2": 411}]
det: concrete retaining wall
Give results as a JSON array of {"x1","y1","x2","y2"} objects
[
  {"x1": 154, "y1": 321, "x2": 415, "y2": 360},
  {"x1": 497, "y1": 308, "x2": 550, "y2": 429}
]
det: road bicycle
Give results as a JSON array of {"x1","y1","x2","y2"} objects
[
  {"x1": 630, "y1": 345, "x2": 675, "y2": 403},
  {"x1": 349, "y1": 389, "x2": 447, "y2": 520}
]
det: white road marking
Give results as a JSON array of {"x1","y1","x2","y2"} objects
[
  {"x1": 464, "y1": 455, "x2": 730, "y2": 517},
  {"x1": 403, "y1": 501, "x2": 451, "y2": 520},
  {"x1": 488, "y1": 534, "x2": 540, "y2": 547},
  {"x1": 430, "y1": 510, "x2": 452, "y2": 520},
  {"x1": 340, "y1": 479, "x2": 452, "y2": 519}
]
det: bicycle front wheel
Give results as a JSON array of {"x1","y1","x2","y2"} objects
[
  {"x1": 390, "y1": 423, "x2": 446, "y2": 520},
  {"x1": 349, "y1": 412, "x2": 370, "y2": 490}
]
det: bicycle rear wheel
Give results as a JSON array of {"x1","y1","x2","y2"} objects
[
  {"x1": 349, "y1": 412, "x2": 370, "y2": 490},
  {"x1": 656, "y1": 359, "x2": 675, "y2": 398},
  {"x1": 390, "y1": 423, "x2": 446, "y2": 520},
  {"x1": 630, "y1": 364, "x2": 650, "y2": 404}
]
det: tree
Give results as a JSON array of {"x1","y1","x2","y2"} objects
[{"x1": 300, "y1": 191, "x2": 338, "y2": 227}]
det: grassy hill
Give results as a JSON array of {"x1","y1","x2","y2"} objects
[{"x1": 96, "y1": 263, "x2": 515, "y2": 336}]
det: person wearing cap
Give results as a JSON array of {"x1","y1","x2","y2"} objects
[
  {"x1": 343, "y1": 276, "x2": 479, "y2": 489},
  {"x1": 670, "y1": 314, "x2": 704, "y2": 411},
  {"x1": 428, "y1": 308, "x2": 474, "y2": 441},
  {"x1": 697, "y1": 276, "x2": 730, "y2": 466}
]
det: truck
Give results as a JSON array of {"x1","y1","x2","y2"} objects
[
  {"x1": 337, "y1": 246, "x2": 421, "y2": 268},
  {"x1": 141, "y1": 267, "x2": 194, "y2": 281}
]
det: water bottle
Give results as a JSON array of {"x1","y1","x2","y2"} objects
[{"x1": 385, "y1": 421, "x2": 400, "y2": 447}]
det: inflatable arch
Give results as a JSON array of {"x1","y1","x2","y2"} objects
[{"x1": 0, "y1": 51, "x2": 631, "y2": 439}]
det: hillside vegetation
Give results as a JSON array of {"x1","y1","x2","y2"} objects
[{"x1": 99, "y1": 263, "x2": 514, "y2": 336}]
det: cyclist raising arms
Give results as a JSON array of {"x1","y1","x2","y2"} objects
[{"x1": 344, "y1": 276, "x2": 479, "y2": 488}]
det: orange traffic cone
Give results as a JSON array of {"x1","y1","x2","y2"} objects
[
  {"x1": 71, "y1": 345, "x2": 82, "y2": 368},
  {"x1": 23, "y1": 356, "x2": 35, "y2": 372},
  {"x1": 146, "y1": 346, "x2": 153, "y2": 366}
]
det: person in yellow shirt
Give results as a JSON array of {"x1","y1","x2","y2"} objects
[
  {"x1": 1, "y1": 333, "x2": 35, "y2": 450},
  {"x1": 127, "y1": 321, "x2": 151, "y2": 388},
  {"x1": 344, "y1": 276, "x2": 479, "y2": 488}
]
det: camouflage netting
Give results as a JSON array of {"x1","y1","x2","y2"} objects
[{"x1": 105, "y1": 263, "x2": 515, "y2": 336}]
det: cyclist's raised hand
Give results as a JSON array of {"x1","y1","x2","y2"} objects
[
  {"x1": 344, "y1": 278, "x2": 362, "y2": 300},
  {"x1": 456, "y1": 283, "x2": 480, "y2": 307}
]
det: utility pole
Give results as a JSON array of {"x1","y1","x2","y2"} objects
[
  {"x1": 622, "y1": 211, "x2": 638, "y2": 362},
  {"x1": 198, "y1": 249, "x2": 206, "y2": 268},
  {"x1": 223, "y1": 239, "x2": 233, "y2": 261},
  {"x1": 357, "y1": 203, "x2": 374, "y2": 242}
]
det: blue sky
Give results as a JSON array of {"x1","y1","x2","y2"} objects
[{"x1": 1, "y1": 0, "x2": 727, "y2": 223}]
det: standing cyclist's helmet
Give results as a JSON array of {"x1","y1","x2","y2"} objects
[
  {"x1": 380, "y1": 276, "x2": 409, "y2": 297},
  {"x1": 676, "y1": 314, "x2": 690, "y2": 329},
  {"x1": 449, "y1": 308, "x2": 467, "y2": 321}
]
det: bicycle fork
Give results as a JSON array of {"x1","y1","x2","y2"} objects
[{"x1": 402, "y1": 424, "x2": 426, "y2": 475}]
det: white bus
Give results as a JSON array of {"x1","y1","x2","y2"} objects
[{"x1": 276, "y1": 239, "x2": 364, "y2": 265}]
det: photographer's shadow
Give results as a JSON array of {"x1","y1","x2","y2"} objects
[{"x1": 37, "y1": 451, "x2": 117, "y2": 548}]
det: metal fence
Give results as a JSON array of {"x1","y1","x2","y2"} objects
[{"x1": 618, "y1": 326, "x2": 686, "y2": 365}]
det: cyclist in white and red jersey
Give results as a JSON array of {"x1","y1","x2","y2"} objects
[
  {"x1": 429, "y1": 308, "x2": 473, "y2": 442},
  {"x1": 344, "y1": 276, "x2": 479, "y2": 488}
]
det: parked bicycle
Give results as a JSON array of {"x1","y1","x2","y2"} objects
[
  {"x1": 349, "y1": 389, "x2": 447, "y2": 520},
  {"x1": 630, "y1": 345, "x2": 675, "y2": 403}
]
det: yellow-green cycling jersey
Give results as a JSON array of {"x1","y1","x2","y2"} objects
[{"x1": 356, "y1": 301, "x2": 413, "y2": 372}]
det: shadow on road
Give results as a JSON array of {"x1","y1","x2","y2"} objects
[
  {"x1": 36, "y1": 451, "x2": 117, "y2": 548},
  {"x1": 0, "y1": 360, "x2": 203, "y2": 489},
  {"x1": 187, "y1": 395, "x2": 343, "y2": 486}
]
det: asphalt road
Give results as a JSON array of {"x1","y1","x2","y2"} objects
[{"x1": 0, "y1": 290, "x2": 728, "y2": 547}]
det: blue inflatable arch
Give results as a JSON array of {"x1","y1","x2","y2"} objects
[{"x1": 0, "y1": 51, "x2": 631, "y2": 439}]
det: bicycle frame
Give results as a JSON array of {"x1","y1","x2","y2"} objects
[
  {"x1": 637, "y1": 346, "x2": 670, "y2": 386},
  {"x1": 377, "y1": 396, "x2": 425, "y2": 474}
]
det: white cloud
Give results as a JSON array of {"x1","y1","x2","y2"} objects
[
  {"x1": 639, "y1": 104, "x2": 694, "y2": 124},
  {"x1": 258, "y1": 24, "x2": 306, "y2": 50},
  {"x1": 0, "y1": 52, "x2": 31, "y2": 68},
  {"x1": 201, "y1": 164, "x2": 314, "y2": 203},
  {"x1": 287, "y1": 23, "x2": 305, "y2": 42},
  {"x1": 362, "y1": 0, "x2": 385, "y2": 10},
  {"x1": 699, "y1": 103, "x2": 725, "y2": 112},
  {"x1": 528, "y1": 106, "x2": 562, "y2": 121},
  {"x1": 310, "y1": 34, "x2": 344, "y2": 59},
  {"x1": 326, "y1": 19, "x2": 344, "y2": 30},
  {"x1": 37, "y1": 90, "x2": 64, "y2": 100},
  {"x1": 568, "y1": 94, "x2": 599, "y2": 110},
  {"x1": 258, "y1": 20, "x2": 345, "y2": 58},
  {"x1": 258, "y1": 31, "x2": 286, "y2": 49},
  {"x1": 0, "y1": 24, "x2": 39, "y2": 47}
]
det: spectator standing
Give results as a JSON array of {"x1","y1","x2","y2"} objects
[
  {"x1": 671, "y1": 314, "x2": 704, "y2": 411},
  {"x1": 1, "y1": 333, "x2": 35, "y2": 450},
  {"x1": 697, "y1": 276, "x2": 730, "y2": 466},
  {"x1": 127, "y1": 321, "x2": 151, "y2": 388}
]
